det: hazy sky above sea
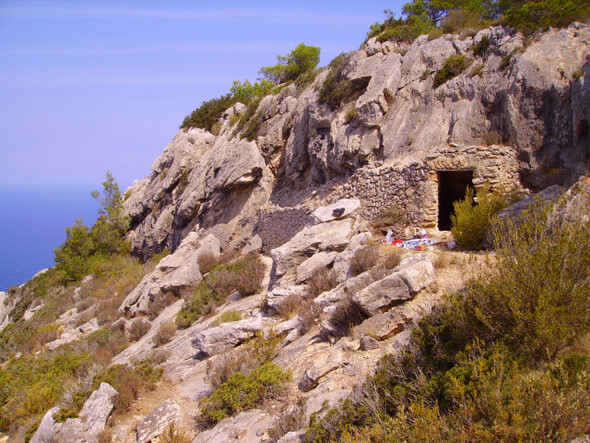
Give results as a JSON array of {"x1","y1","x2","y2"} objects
[{"x1": 0, "y1": 0, "x2": 405, "y2": 191}]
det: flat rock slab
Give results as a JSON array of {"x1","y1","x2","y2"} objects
[
  {"x1": 353, "y1": 273, "x2": 412, "y2": 316},
  {"x1": 353, "y1": 259, "x2": 436, "y2": 316},
  {"x1": 299, "y1": 351, "x2": 347, "y2": 392},
  {"x1": 193, "y1": 409, "x2": 274, "y2": 443},
  {"x1": 136, "y1": 399, "x2": 181, "y2": 443},
  {"x1": 311, "y1": 198, "x2": 361, "y2": 224},
  {"x1": 191, "y1": 317, "x2": 266, "y2": 358},
  {"x1": 271, "y1": 218, "x2": 353, "y2": 276},
  {"x1": 296, "y1": 251, "x2": 338, "y2": 283}
]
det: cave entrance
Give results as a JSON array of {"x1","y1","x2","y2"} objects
[
  {"x1": 578, "y1": 119, "x2": 589, "y2": 160},
  {"x1": 437, "y1": 170, "x2": 474, "y2": 231}
]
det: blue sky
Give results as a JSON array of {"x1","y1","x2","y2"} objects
[{"x1": 0, "y1": 1, "x2": 404, "y2": 190}]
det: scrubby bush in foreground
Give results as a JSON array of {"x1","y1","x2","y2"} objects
[
  {"x1": 450, "y1": 185, "x2": 512, "y2": 250},
  {"x1": 306, "y1": 183, "x2": 590, "y2": 442}
]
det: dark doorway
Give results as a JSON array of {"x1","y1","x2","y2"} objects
[
  {"x1": 578, "y1": 119, "x2": 589, "y2": 160},
  {"x1": 437, "y1": 170, "x2": 474, "y2": 230}
]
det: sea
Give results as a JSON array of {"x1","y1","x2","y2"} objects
[{"x1": 0, "y1": 185, "x2": 99, "y2": 291}]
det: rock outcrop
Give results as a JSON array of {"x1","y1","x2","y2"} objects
[
  {"x1": 8, "y1": 24, "x2": 590, "y2": 443},
  {"x1": 122, "y1": 24, "x2": 590, "y2": 258},
  {"x1": 31, "y1": 383, "x2": 118, "y2": 443}
]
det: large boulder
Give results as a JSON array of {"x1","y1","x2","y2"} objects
[
  {"x1": 353, "y1": 255, "x2": 436, "y2": 316},
  {"x1": 270, "y1": 218, "x2": 354, "y2": 277},
  {"x1": 191, "y1": 317, "x2": 267, "y2": 359},
  {"x1": 30, "y1": 383, "x2": 117, "y2": 443},
  {"x1": 136, "y1": 399, "x2": 182, "y2": 443},
  {"x1": 119, "y1": 233, "x2": 220, "y2": 317}
]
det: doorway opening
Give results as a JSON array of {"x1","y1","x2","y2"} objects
[{"x1": 437, "y1": 170, "x2": 474, "y2": 230}]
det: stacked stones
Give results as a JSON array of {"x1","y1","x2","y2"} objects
[
  {"x1": 334, "y1": 144, "x2": 522, "y2": 230},
  {"x1": 257, "y1": 206, "x2": 313, "y2": 252}
]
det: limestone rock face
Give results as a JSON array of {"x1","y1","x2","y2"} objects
[
  {"x1": 270, "y1": 218, "x2": 354, "y2": 277},
  {"x1": 122, "y1": 25, "x2": 589, "y2": 260},
  {"x1": 119, "y1": 233, "x2": 219, "y2": 316},
  {"x1": 193, "y1": 409, "x2": 274, "y2": 443},
  {"x1": 136, "y1": 399, "x2": 182, "y2": 443},
  {"x1": 353, "y1": 256, "x2": 436, "y2": 316},
  {"x1": 191, "y1": 317, "x2": 267, "y2": 358},
  {"x1": 30, "y1": 383, "x2": 117, "y2": 443},
  {"x1": 0, "y1": 291, "x2": 16, "y2": 332}
]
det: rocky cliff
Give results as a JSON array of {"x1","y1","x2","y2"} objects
[
  {"x1": 123, "y1": 24, "x2": 589, "y2": 260},
  {"x1": 8, "y1": 23, "x2": 590, "y2": 443}
]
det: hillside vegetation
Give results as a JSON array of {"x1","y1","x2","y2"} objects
[
  {"x1": 367, "y1": 0, "x2": 590, "y2": 43},
  {"x1": 306, "y1": 180, "x2": 590, "y2": 442}
]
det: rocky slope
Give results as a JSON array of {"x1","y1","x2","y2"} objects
[{"x1": 5, "y1": 24, "x2": 589, "y2": 443}]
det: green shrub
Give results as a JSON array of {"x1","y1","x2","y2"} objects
[
  {"x1": 259, "y1": 43, "x2": 321, "y2": 85},
  {"x1": 0, "y1": 353, "x2": 91, "y2": 431},
  {"x1": 200, "y1": 363, "x2": 290, "y2": 425},
  {"x1": 174, "y1": 170, "x2": 190, "y2": 198},
  {"x1": 54, "y1": 172, "x2": 129, "y2": 282},
  {"x1": 318, "y1": 52, "x2": 356, "y2": 110},
  {"x1": 180, "y1": 94, "x2": 234, "y2": 131},
  {"x1": 229, "y1": 79, "x2": 273, "y2": 104},
  {"x1": 502, "y1": 0, "x2": 590, "y2": 35},
  {"x1": 176, "y1": 282, "x2": 221, "y2": 329},
  {"x1": 177, "y1": 255, "x2": 265, "y2": 328},
  {"x1": 450, "y1": 185, "x2": 511, "y2": 250},
  {"x1": 573, "y1": 70, "x2": 582, "y2": 80},
  {"x1": 205, "y1": 329, "x2": 283, "y2": 389},
  {"x1": 212, "y1": 310, "x2": 242, "y2": 326},
  {"x1": 471, "y1": 35, "x2": 490, "y2": 56},
  {"x1": 367, "y1": 9, "x2": 434, "y2": 44},
  {"x1": 433, "y1": 54, "x2": 471, "y2": 87},
  {"x1": 235, "y1": 98, "x2": 261, "y2": 140}
]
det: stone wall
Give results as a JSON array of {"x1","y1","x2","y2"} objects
[
  {"x1": 257, "y1": 207, "x2": 312, "y2": 252},
  {"x1": 333, "y1": 144, "x2": 522, "y2": 231}
]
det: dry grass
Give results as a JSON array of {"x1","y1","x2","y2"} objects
[
  {"x1": 198, "y1": 252, "x2": 219, "y2": 275},
  {"x1": 299, "y1": 300, "x2": 322, "y2": 334},
  {"x1": 268, "y1": 403, "x2": 306, "y2": 442},
  {"x1": 328, "y1": 295, "x2": 368, "y2": 336},
  {"x1": 307, "y1": 268, "x2": 338, "y2": 298},
  {"x1": 129, "y1": 318, "x2": 151, "y2": 342},
  {"x1": 379, "y1": 246, "x2": 402, "y2": 270},
  {"x1": 153, "y1": 321, "x2": 176, "y2": 347},
  {"x1": 209, "y1": 254, "x2": 266, "y2": 297},
  {"x1": 351, "y1": 244, "x2": 380, "y2": 276},
  {"x1": 159, "y1": 422, "x2": 191, "y2": 443}
]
